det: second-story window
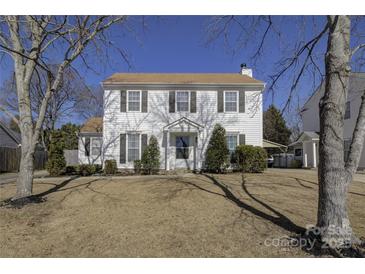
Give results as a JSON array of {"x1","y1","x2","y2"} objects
[
  {"x1": 344, "y1": 101, "x2": 351, "y2": 120},
  {"x1": 128, "y1": 90, "x2": 141, "y2": 112},
  {"x1": 224, "y1": 91, "x2": 238, "y2": 112},
  {"x1": 176, "y1": 91, "x2": 189, "y2": 112}
]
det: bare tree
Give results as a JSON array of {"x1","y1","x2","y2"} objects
[
  {"x1": 318, "y1": 16, "x2": 365, "y2": 247},
  {"x1": 74, "y1": 84, "x2": 104, "y2": 120},
  {"x1": 0, "y1": 16, "x2": 127, "y2": 199},
  {"x1": 206, "y1": 15, "x2": 365, "y2": 249},
  {"x1": 1, "y1": 66, "x2": 90, "y2": 149}
]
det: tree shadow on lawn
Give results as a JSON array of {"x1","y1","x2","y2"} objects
[
  {"x1": 0, "y1": 176, "x2": 105, "y2": 208},
  {"x1": 195, "y1": 174, "x2": 364, "y2": 257},
  {"x1": 292, "y1": 177, "x2": 365, "y2": 197}
]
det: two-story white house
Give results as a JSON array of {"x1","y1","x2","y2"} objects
[
  {"x1": 290, "y1": 72, "x2": 365, "y2": 170},
  {"x1": 78, "y1": 68, "x2": 265, "y2": 171}
]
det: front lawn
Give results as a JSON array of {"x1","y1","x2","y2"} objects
[{"x1": 0, "y1": 169, "x2": 364, "y2": 257}]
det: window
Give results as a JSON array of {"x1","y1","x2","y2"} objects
[
  {"x1": 344, "y1": 101, "x2": 351, "y2": 120},
  {"x1": 176, "y1": 91, "x2": 189, "y2": 112},
  {"x1": 91, "y1": 137, "x2": 102, "y2": 156},
  {"x1": 128, "y1": 90, "x2": 141, "y2": 111},
  {"x1": 128, "y1": 134, "x2": 140, "y2": 162},
  {"x1": 294, "y1": 148, "x2": 302, "y2": 157},
  {"x1": 224, "y1": 91, "x2": 238, "y2": 112},
  {"x1": 344, "y1": 139, "x2": 351, "y2": 162},
  {"x1": 176, "y1": 136, "x2": 189, "y2": 159},
  {"x1": 226, "y1": 135, "x2": 238, "y2": 154}
]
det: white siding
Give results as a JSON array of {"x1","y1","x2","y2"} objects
[
  {"x1": 87, "y1": 88, "x2": 263, "y2": 169},
  {"x1": 301, "y1": 77, "x2": 365, "y2": 169},
  {"x1": 78, "y1": 136, "x2": 103, "y2": 165}
]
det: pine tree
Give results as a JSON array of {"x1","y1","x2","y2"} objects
[
  {"x1": 60, "y1": 123, "x2": 80, "y2": 150},
  {"x1": 46, "y1": 130, "x2": 66, "y2": 176},
  {"x1": 205, "y1": 124, "x2": 229, "y2": 173},
  {"x1": 141, "y1": 135, "x2": 160, "y2": 174},
  {"x1": 263, "y1": 105, "x2": 292, "y2": 145}
]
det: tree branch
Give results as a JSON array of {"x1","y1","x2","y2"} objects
[
  {"x1": 351, "y1": 43, "x2": 365, "y2": 57},
  {"x1": 345, "y1": 90, "x2": 365, "y2": 176}
]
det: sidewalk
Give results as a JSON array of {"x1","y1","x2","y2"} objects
[{"x1": 0, "y1": 170, "x2": 49, "y2": 185}]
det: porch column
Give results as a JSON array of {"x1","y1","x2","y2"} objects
[
  {"x1": 303, "y1": 154, "x2": 308, "y2": 168},
  {"x1": 165, "y1": 131, "x2": 170, "y2": 171},
  {"x1": 312, "y1": 142, "x2": 317, "y2": 168},
  {"x1": 193, "y1": 135, "x2": 197, "y2": 171}
]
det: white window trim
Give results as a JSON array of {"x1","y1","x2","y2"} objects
[
  {"x1": 175, "y1": 90, "x2": 190, "y2": 112},
  {"x1": 223, "y1": 90, "x2": 239, "y2": 113},
  {"x1": 127, "y1": 90, "x2": 142, "y2": 112},
  {"x1": 126, "y1": 133, "x2": 141, "y2": 163},
  {"x1": 91, "y1": 137, "x2": 102, "y2": 156}
]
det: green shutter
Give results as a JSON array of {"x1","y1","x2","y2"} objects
[
  {"x1": 217, "y1": 90, "x2": 224, "y2": 113},
  {"x1": 85, "y1": 137, "x2": 90, "y2": 156},
  {"x1": 190, "y1": 91, "x2": 197, "y2": 113},
  {"x1": 239, "y1": 90, "x2": 245, "y2": 113},
  {"x1": 239, "y1": 134, "x2": 246, "y2": 145},
  {"x1": 120, "y1": 90, "x2": 127, "y2": 112},
  {"x1": 142, "y1": 90, "x2": 148, "y2": 112},
  {"x1": 120, "y1": 134, "x2": 126, "y2": 164},
  {"x1": 169, "y1": 91, "x2": 175, "y2": 113},
  {"x1": 141, "y1": 134, "x2": 148, "y2": 156}
]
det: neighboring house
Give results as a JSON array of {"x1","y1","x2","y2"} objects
[
  {"x1": 290, "y1": 72, "x2": 365, "y2": 170},
  {"x1": 78, "y1": 67, "x2": 265, "y2": 170},
  {"x1": 78, "y1": 117, "x2": 103, "y2": 165},
  {"x1": 0, "y1": 120, "x2": 21, "y2": 148}
]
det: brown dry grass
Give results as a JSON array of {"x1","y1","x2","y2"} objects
[{"x1": 0, "y1": 169, "x2": 364, "y2": 257}]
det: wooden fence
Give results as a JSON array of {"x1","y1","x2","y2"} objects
[{"x1": 0, "y1": 147, "x2": 48, "y2": 173}]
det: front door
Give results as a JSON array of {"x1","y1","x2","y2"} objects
[{"x1": 175, "y1": 135, "x2": 193, "y2": 169}]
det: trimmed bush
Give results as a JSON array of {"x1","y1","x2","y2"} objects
[
  {"x1": 46, "y1": 130, "x2": 66, "y2": 176},
  {"x1": 204, "y1": 124, "x2": 230, "y2": 173},
  {"x1": 104, "y1": 160, "x2": 117, "y2": 175},
  {"x1": 65, "y1": 165, "x2": 77, "y2": 175},
  {"x1": 235, "y1": 145, "x2": 267, "y2": 173},
  {"x1": 95, "y1": 164, "x2": 102, "y2": 173},
  {"x1": 134, "y1": 160, "x2": 142, "y2": 174},
  {"x1": 78, "y1": 164, "x2": 97, "y2": 176},
  {"x1": 141, "y1": 135, "x2": 160, "y2": 174},
  {"x1": 290, "y1": 159, "x2": 302, "y2": 168}
]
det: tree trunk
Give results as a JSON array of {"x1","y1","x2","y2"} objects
[
  {"x1": 15, "y1": 145, "x2": 34, "y2": 198},
  {"x1": 13, "y1": 66, "x2": 36, "y2": 199},
  {"x1": 317, "y1": 15, "x2": 353, "y2": 247}
]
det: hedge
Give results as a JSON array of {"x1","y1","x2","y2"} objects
[{"x1": 235, "y1": 145, "x2": 267, "y2": 173}]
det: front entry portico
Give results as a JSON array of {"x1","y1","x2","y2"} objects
[
  {"x1": 163, "y1": 117, "x2": 203, "y2": 171},
  {"x1": 289, "y1": 131, "x2": 319, "y2": 168}
]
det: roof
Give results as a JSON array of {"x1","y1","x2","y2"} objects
[
  {"x1": 302, "y1": 72, "x2": 365, "y2": 112},
  {"x1": 301, "y1": 131, "x2": 319, "y2": 139},
  {"x1": 262, "y1": 139, "x2": 287, "y2": 148},
  {"x1": 163, "y1": 117, "x2": 203, "y2": 131},
  {"x1": 80, "y1": 117, "x2": 103, "y2": 133},
  {"x1": 103, "y1": 73, "x2": 264, "y2": 86},
  {"x1": 288, "y1": 131, "x2": 319, "y2": 146},
  {"x1": 0, "y1": 120, "x2": 21, "y2": 144}
]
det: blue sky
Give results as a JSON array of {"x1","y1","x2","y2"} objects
[
  {"x1": 1, "y1": 16, "x2": 364, "y2": 125},
  {"x1": 72, "y1": 16, "x2": 329, "y2": 111}
]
